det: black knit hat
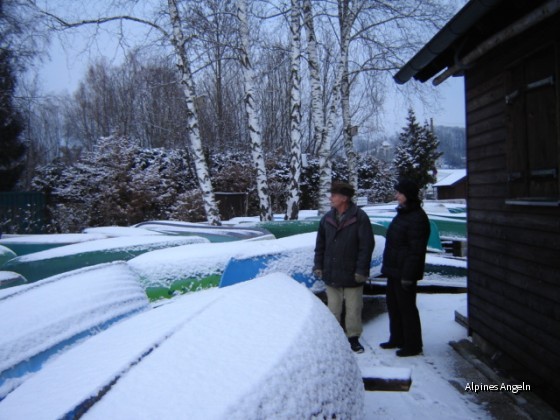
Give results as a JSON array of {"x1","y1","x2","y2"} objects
[
  {"x1": 330, "y1": 182, "x2": 355, "y2": 198},
  {"x1": 394, "y1": 179, "x2": 420, "y2": 201}
]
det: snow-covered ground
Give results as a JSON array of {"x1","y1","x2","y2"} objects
[
  {"x1": 0, "y1": 265, "x2": 485, "y2": 419},
  {"x1": 0, "y1": 208, "x2": 483, "y2": 419}
]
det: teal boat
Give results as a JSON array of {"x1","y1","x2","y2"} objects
[
  {"x1": 425, "y1": 213, "x2": 466, "y2": 240},
  {"x1": 0, "y1": 245, "x2": 16, "y2": 266},
  {"x1": 0, "y1": 233, "x2": 108, "y2": 256},
  {"x1": 134, "y1": 221, "x2": 273, "y2": 242},
  {"x1": 2, "y1": 235, "x2": 208, "y2": 283},
  {"x1": 0, "y1": 271, "x2": 26, "y2": 289},
  {"x1": 370, "y1": 217, "x2": 443, "y2": 252},
  {"x1": 254, "y1": 219, "x2": 388, "y2": 239}
]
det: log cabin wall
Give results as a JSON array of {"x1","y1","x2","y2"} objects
[{"x1": 465, "y1": 15, "x2": 560, "y2": 406}]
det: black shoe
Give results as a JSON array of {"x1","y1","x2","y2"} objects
[
  {"x1": 396, "y1": 348, "x2": 422, "y2": 357},
  {"x1": 379, "y1": 341, "x2": 402, "y2": 349},
  {"x1": 349, "y1": 337, "x2": 364, "y2": 353}
]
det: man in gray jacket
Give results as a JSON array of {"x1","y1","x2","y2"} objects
[{"x1": 314, "y1": 182, "x2": 375, "y2": 353}]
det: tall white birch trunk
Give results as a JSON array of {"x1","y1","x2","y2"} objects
[
  {"x1": 168, "y1": 0, "x2": 221, "y2": 225},
  {"x1": 285, "y1": 0, "x2": 302, "y2": 220},
  {"x1": 338, "y1": 0, "x2": 359, "y2": 190},
  {"x1": 302, "y1": 0, "x2": 331, "y2": 215},
  {"x1": 237, "y1": 0, "x2": 273, "y2": 221}
]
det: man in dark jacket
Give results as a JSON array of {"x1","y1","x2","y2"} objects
[
  {"x1": 380, "y1": 179, "x2": 430, "y2": 357},
  {"x1": 314, "y1": 182, "x2": 375, "y2": 353}
]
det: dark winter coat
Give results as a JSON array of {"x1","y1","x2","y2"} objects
[
  {"x1": 314, "y1": 203, "x2": 375, "y2": 288},
  {"x1": 381, "y1": 203, "x2": 430, "y2": 281}
]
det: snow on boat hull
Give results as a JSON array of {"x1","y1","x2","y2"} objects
[
  {"x1": 0, "y1": 245, "x2": 16, "y2": 266},
  {"x1": 0, "y1": 262, "x2": 149, "y2": 400},
  {"x1": 0, "y1": 271, "x2": 26, "y2": 290},
  {"x1": 0, "y1": 274, "x2": 364, "y2": 419},
  {"x1": 0, "y1": 233, "x2": 108, "y2": 256},
  {"x1": 1, "y1": 235, "x2": 208, "y2": 283},
  {"x1": 135, "y1": 220, "x2": 273, "y2": 242},
  {"x1": 144, "y1": 273, "x2": 222, "y2": 301},
  {"x1": 128, "y1": 237, "x2": 276, "y2": 301},
  {"x1": 219, "y1": 234, "x2": 385, "y2": 291}
]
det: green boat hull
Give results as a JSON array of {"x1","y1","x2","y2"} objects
[
  {"x1": 145, "y1": 274, "x2": 222, "y2": 301},
  {"x1": 2, "y1": 238, "x2": 206, "y2": 283},
  {"x1": 0, "y1": 245, "x2": 17, "y2": 266},
  {"x1": 255, "y1": 220, "x2": 387, "y2": 238}
]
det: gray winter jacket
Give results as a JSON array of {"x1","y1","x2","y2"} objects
[{"x1": 314, "y1": 203, "x2": 375, "y2": 288}]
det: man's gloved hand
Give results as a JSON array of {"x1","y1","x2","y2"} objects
[
  {"x1": 401, "y1": 279, "x2": 415, "y2": 292},
  {"x1": 313, "y1": 269, "x2": 323, "y2": 279},
  {"x1": 355, "y1": 273, "x2": 368, "y2": 283}
]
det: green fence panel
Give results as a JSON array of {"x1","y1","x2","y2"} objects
[{"x1": 0, "y1": 192, "x2": 46, "y2": 234}]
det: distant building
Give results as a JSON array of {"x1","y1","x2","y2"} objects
[
  {"x1": 432, "y1": 169, "x2": 467, "y2": 200},
  {"x1": 395, "y1": 0, "x2": 560, "y2": 411}
]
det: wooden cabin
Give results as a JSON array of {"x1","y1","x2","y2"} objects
[
  {"x1": 395, "y1": 0, "x2": 560, "y2": 410},
  {"x1": 432, "y1": 169, "x2": 467, "y2": 200}
]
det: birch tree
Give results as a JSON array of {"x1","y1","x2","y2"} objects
[
  {"x1": 302, "y1": 0, "x2": 332, "y2": 214},
  {"x1": 285, "y1": 0, "x2": 302, "y2": 220},
  {"x1": 167, "y1": 0, "x2": 221, "y2": 225},
  {"x1": 236, "y1": 0, "x2": 272, "y2": 221},
  {"x1": 337, "y1": 0, "x2": 359, "y2": 189},
  {"x1": 32, "y1": 0, "x2": 222, "y2": 225},
  {"x1": 301, "y1": 0, "x2": 455, "y2": 204}
]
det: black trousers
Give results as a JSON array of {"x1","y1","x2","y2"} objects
[{"x1": 386, "y1": 277, "x2": 423, "y2": 351}]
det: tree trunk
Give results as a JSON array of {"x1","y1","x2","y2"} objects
[
  {"x1": 168, "y1": 0, "x2": 221, "y2": 225},
  {"x1": 338, "y1": 0, "x2": 358, "y2": 189},
  {"x1": 237, "y1": 0, "x2": 273, "y2": 221},
  {"x1": 303, "y1": 0, "x2": 331, "y2": 214},
  {"x1": 285, "y1": 0, "x2": 302, "y2": 220}
]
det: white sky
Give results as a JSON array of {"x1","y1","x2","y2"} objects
[{"x1": 36, "y1": 11, "x2": 466, "y2": 137}]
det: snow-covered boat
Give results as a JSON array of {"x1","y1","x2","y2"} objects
[
  {"x1": 127, "y1": 234, "x2": 297, "y2": 301},
  {"x1": 1, "y1": 235, "x2": 209, "y2": 283},
  {"x1": 0, "y1": 233, "x2": 109, "y2": 256},
  {"x1": 0, "y1": 271, "x2": 26, "y2": 290},
  {"x1": 0, "y1": 274, "x2": 363, "y2": 419},
  {"x1": 219, "y1": 233, "x2": 386, "y2": 291},
  {"x1": 134, "y1": 220, "x2": 273, "y2": 242},
  {"x1": 0, "y1": 262, "x2": 149, "y2": 400},
  {"x1": 254, "y1": 219, "x2": 388, "y2": 239},
  {"x1": 0, "y1": 246, "x2": 16, "y2": 266}
]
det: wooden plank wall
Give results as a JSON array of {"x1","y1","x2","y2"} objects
[{"x1": 465, "y1": 19, "x2": 560, "y2": 403}]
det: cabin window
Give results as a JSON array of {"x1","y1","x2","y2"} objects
[{"x1": 505, "y1": 46, "x2": 559, "y2": 205}]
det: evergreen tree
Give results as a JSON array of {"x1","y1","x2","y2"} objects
[
  {"x1": 0, "y1": 49, "x2": 25, "y2": 191},
  {"x1": 393, "y1": 109, "x2": 442, "y2": 190}
]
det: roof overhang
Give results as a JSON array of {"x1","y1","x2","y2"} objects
[{"x1": 394, "y1": 0, "x2": 554, "y2": 85}]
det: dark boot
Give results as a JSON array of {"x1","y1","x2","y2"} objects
[
  {"x1": 349, "y1": 337, "x2": 364, "y2": 353},
  {"x1": 379, "y1": 341, "x2": 403, "y2": 349}
]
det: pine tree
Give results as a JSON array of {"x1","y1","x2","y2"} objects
[
  {"x1": 393, "y1": 109, "x2": 442, "y2": 190},
  {"x1": 0, "y1": 50, "x2": 25, "y2": 191}
]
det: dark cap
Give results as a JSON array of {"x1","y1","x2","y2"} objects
[
  {"x1": 330, "y1": 182, "x2": 355, "y2": 198},
  {"x1": 394, "y1": 179, "x2": 419, "y2": 201}
]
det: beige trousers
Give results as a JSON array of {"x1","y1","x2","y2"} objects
[{"x1": 326, "y1": 285, "x2": 364, "y2": 338}]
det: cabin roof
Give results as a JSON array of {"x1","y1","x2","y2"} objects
[
  {"x1": 433, "y1": 169, "x2": 467, "y2": 187},
  {"x1": 394, "y1": 0, "x2": 551, "y2": 84}
]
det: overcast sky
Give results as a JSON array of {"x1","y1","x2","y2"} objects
[{"x1": 35, "y1": 7, "x2": 466, "y2": 138}]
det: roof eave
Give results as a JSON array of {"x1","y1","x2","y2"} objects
[{"x1": 393, "y1": 0, "x2": 503, "y2": 85}]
